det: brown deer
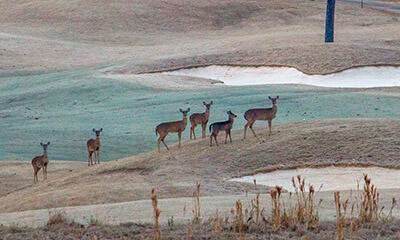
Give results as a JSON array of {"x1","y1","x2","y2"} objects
[
  {"x1": 87, "y1": 128, "x2": 102, "y2": 166},
  {"x1": 209, "y1": 111, "x2": 237, "y2": 147},
  {"x1": 31, "y1": 142, "x2": 50, "y2": 183},
  {"x1": 156, "y1": 108, "x2": 190, "y2": 152},
  {"x1": 190, "y1": 101, "x2": 213, "y2": 140},
  {"x1": 244, "y1": 96, "x2": 279, "y2": 139}
]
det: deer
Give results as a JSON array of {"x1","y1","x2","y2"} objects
[
  {"x1": 31, "y1": 142, "x2": 50, "y2": 183},
  {"x1": 209, "y1": 111, "x2": 237, "y2": 147},
  {"x1": 190, "y1": 101, "x2": 213, "y2": 140},
  {"x1": 243, "y1": 96, "x2": 279, "y2": 139},
  {"x1": 87, "y1": 128, "x2": 103, "y2": 166},
  {"x1": 156, "y1": 108, "x2": 190, "y2": 152}
]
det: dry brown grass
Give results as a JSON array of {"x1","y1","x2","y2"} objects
[
  {"x1": 0, "y1": 0, "x2": 399, "y2": 74},
  {"x1": 193, "y1": 183, "x2": 201, "y2": 224},
  {"x1": 151, "y1": 189, "x2": 161, "y2": 240},
  {"x1": 270, "y1": 177, "x2": 320, "y2": 235},
  {"x1": 0, "y1": 119, "x2": 399, "y2": 213},
  {"x1": 46, "y1": 211, "x2": 68, "y2": 227},
  {"x1": 333, "y1": 174, "x2": 399, "y2": 239}
]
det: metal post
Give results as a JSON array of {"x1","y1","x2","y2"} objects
[{"x1": 325, "y1": 0, "x2": 336, "y2": 43}]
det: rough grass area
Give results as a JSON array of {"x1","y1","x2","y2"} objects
[
  {"x1": 1, "y1": 219, "x2": 400, "y2": 239},
  {"x1": 0, "y1": 119, "x2": 399, "y2": 213},
  {"x1": 0, "y1": 0, "x2": 399, "y2": 74}
]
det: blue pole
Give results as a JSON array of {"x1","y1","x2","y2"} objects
[{"x1": 325, "y1": 0, "x2": 336, "y2": 43}]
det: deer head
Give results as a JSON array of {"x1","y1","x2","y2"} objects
[
  {"x1": 92, "y1": 128, "x2": 103, "y2": 137},
  {"x1": 268, "y1": 96, "x2": 279, "y2": 105},
  {"x1": 40, "y1": 142, "x2": 50, "y2": 153},
  {"x1": 203, "y1": 101, "x2": 213, "y2": 110},
  {"x1": 227, "y1": 110, "x2": 237, "y2": 119},
  {"x1": 179, "y1": 108, "x2": 190, "y2": 117}
]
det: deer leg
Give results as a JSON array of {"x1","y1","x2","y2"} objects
[
  {"x1": 190, "y1": 126, "x2": 193, "y2": 140},
  {"x1": 202, "y1": 124, "x2": 207, "y2": 138},
  {"x1": 178, "y1": 132, "x2": 182, "y2": 148},
  {"x1": 244, "y1": 121, "x2": 250, "y2": 139},
  {"x1": 214, "y1": 131, "x2": 219, "y2": 146},
  {"x1": 268, "y1": 120, "x2": 272, "y2": 136},
  {"x1": 210, "y1": 134, "x2": 213, "y2": 147},
  {"x1": 88, "y1": 152, "x2": 92, "y2": 166},
  {"x1": 229, "y1": 130, "x2": 233, "y2": 143},
  {"x1": 97, "y1": 151, "x2": 100, "y2": 164},
  {"x1": 158, "y1": 136, "x2": 162, "y2": 152},
  {"x1": 33, "y1": 168, "x2": 38, "y2": 183},
  {"x1": 44, "y1": 165, "x2": 47, "y2": 180},
  {"x1": 250, "y1": 122, "x2": 257, "y2": 138},
  {"x1": 225, "y1": 131, "x2": 228, "y2": 144},
  {"x1": 193, "y1": 125, "x2": 197, "y2": 140},
  {"x1": 161, "y1": 135, "x2": 169, "y2": 150}
]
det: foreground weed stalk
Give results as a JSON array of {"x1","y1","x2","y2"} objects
[
  {"x1": 151, "y1": 188, "x2": 161, "y2": 240},
  {"x1": 193, "y1": 182, "x2": 201, "y2": 224}
]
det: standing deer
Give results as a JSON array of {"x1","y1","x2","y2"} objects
[
  {"x1": 156, "y1": 108, "x2": 190, "y2": 152},
  {"x1": 190, "y1": 101, "x2": 213, "y2": 140},
  {"x1": 209, "y1": 111, "x2": 237, "y2": 147},
  {"x1": 32, "y1": 142, "x2": 50, "y2": 183},
  {"x1": 87, "y1": 128, "x2": 103, "y2": 166},
  {"x1": 244, "y1": 96, "x2": 279, "y2": 139}
]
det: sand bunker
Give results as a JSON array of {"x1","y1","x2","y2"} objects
[
  {"x1": 230, "y1": 167, "x2": 400, "y2": 192},
  {"x1": 162, "y1": 65, "x2": 400, "y2": 88}
]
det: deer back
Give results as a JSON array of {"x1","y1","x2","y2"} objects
[
  {"x1": 211, "y1": 119, "x2": 233, "y2": 132},
  {"x1": 87, "y1": 138, "x2": 100, "y2": 151},
  {"x1": 245, "y1": 106, "x2": 277, "y2": 121},
  {"x1": 157, "y1": 119, "x2": 187, "y2": 134},
  {"x1": 190, "y1": 113, "x2": 207, "y2": 125},
  {"x1": 32, "y1": 154, "x2": 48, "y2": 168}
]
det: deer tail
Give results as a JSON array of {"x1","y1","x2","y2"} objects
[
  {"x1": 155, "y1": 127, "x2": 158, "y2": 136},
  {"x1": 209, "y1": 124, "x2": 213, "y2": 133},
  {"x1": 244, "y1": 112, "x2": 248, "y2": 121}
]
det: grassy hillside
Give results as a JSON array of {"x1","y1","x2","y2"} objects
[
  {"x1": 1, "y1": 69, "x2": 400, "y2": 161},
  {"x1": 1, "y1": 119, "x2": 399, "y2": 213}
]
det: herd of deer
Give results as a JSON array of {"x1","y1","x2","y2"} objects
[{"x1": 31, "y1": 96, "x2": 279, "y2": 183}]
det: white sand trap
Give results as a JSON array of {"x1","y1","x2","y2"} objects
[
  {"x1": 163, "y1": 65, "x2": 400, "y2": 88},
  {"x1": 230, "y1": 167, "x2": 400, "y2": 192}
]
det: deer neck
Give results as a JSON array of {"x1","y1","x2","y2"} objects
[
  {"x1": 229, "y1": 117, "x2": 235, "y2": 124},
  {"x1": 42, "y1": 151, "x2": 48, "y2": 162},
  {"x1": 204, "y1": 108, "x2": 210, "y2": 120},
  {"x1": 272, "y1": 104, "x2": 277, "y2": 112},
  {"x1": 182, "y1": 116, "x2": 188, "y2": 126},
  {"x1": 95, "y1": 136, "x2": 100, "y2": 145}
]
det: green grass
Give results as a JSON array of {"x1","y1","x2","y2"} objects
[{"x1": 1, "y1": 69, "x2": 399, "y2": 161}]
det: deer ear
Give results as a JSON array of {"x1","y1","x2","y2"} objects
[
  {"x1": 276, "y1": 96, "x2": 279, "y2": 99},
  {"x1": 210, "y1": 101, "x2": 213, "y2": 105},
  {"x1": 268, "y1": 96, "x2": 272, "y2": 100},
  {"x1": 227, "y1": 111, "x2": 230, "y2": 114},
  {"x1": 187, "y1": 108, "x2": 190, "y2": 112},
  {"x1": 92, "y1": 128, "x2": 96, "y2": 132},
  {"x1": 203, "y1": 101, "x2": 206, "y2": 105},
  {"x1": 47, "y1": 142, "x2": 50, "y2": 145},
  {"x1": 100, "y1": 128, "x2": 103, "y2": 132},
  {"x1": 40, "y1": 142, "x2": 43, "y2": 146},
  {"x1": 179, "y1": 109, "x2": 183, "y2": 113}
]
